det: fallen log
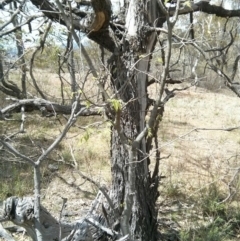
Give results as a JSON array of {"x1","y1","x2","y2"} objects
[
  {"x1": 0, "y1": 195, "x2": 120, "y2": 241},
  {"x1": 0, "y1": 196, "x2": 73, "y2": 240},
  {"x1": 1, "y1": 98, "x2": 103, "y2": 117}
]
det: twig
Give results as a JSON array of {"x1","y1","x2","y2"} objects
[
  {"x1": 159, "y1": 126, "x2": 240, "y2": 150},
  {"x1": 0, "y1": 139, "x2": 35, "y2": 165},
  {"x1": 0, "y1": 13, "x2": 44, "y2": 38},
  {"x1": 36, "y1": 101, "x2": 79, "y2": 165},
  {"x1": 85, "y1": 217, "x2": 118, "y2": 237},
  {"x1": 29, "y1": 20, "x2": 52, "y2": 100},
  {"x1": 20, "y1": 106, "x2": 25, "y2": 133},
  {"x1": 59, "y1": 197, "x2": 67, "y2": 241},
  {"x1": 55, "y1": 0, "x2": 98, "y2": 77},
  {"x1": 218, "y1": 167, "x2": 240, "y2": 204},
  {"x1": 71, "y1": 151, "x2": 120, "y2": 219}
]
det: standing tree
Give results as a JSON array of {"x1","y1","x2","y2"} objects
[{"x1": 1, "y1": 0, "x2": 240, "y2": 240}]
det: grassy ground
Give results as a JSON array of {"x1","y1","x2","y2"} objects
[
  {"x1": 1, "y1": 68, "x2": 240, "y2": 240},
  {"x1": 157, "y1": 88, "x2": 240, "y2": 240}
]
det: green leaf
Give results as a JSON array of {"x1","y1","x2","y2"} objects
[
  {"x1": 85, "y1": 100, "x2": 91, "y2": 108},
  {"x1": 156, "y1": 57, "x2": 163, "y2": 64},
  {"x1": 80, "y1": 128, "x2": 94, "y2": 143},
  {"x1": 183, "y1": 0, "x2": 191, "y2": 8},
  {"x1": 97, "y1": 107, "x2": 104, "y2": 114},
  {"x1": 109, "y1": 99, "x2": 122, "y2": 112},
  {"x1": 71, "y1": 91, "x2": 77, "y2": 97},
  {"x1": 147, "y1": 128, "x2": 153, "y2": 138}
]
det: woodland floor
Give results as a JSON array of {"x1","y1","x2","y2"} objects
[{"x1": 1, "y1": 85, "x2": 240, "y2": 240}]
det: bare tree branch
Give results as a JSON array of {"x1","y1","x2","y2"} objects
[
  {"x1": 0, "y1": 1, "x2": 24, "y2": 31},
  {"x1": 0, "y1": 0, "x2": 14, "y2": 9},
  {"x1": 29, "y1": 20, "x2": 52, "y2": 100},
  {"x1": 168, "y1": 1, "x2": 240, "y2": 17},
  {"x1": 0, "y1": 13, "x2": 44, "y2": 38},
  {"x1": 0, "y1": 139, "x2": 35, "y2": 165}
]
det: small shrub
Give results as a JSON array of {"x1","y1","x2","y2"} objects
[
  {"x1": 165, "y1": 183, "x2": 185, "y2": 199},
  {"x1": 200, "y1": 184, "x2": 226, "y2": 218},
  {"x1": 61, "y1": 149, "x2": 72, "y2": 163},
  {"x1": 180, "y1": 217, "x2": 233, "y2": 241}
]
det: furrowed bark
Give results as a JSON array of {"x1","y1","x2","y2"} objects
[{"x1": 108, "y1": 1, "x2": 166, "y2": 239}]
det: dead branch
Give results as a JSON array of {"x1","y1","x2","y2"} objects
[
  {"x1": 0, "y1": 52, "x2": 22, "y2": 98},
  {"x1": 1, "y1": 98, "x2": 102, "y2": 116},
  {"x1": 0, "y1": 13, "x2": 44, "y2": 38},
  {"x1": 0, "y1": 1, "x2": 25, "y2": 31},
  {"x1": 166, "y1": 1, "x2": 240, "y2": 18},
  {"x1": 159, "y1": 125, "x2": 240, "y2": 151},
  {"x1": 0, "y1": 196, "x2": 73, "y2": 241},
  {"x1": 29, "y1": 20, "x2": 52, "y2": 100}
]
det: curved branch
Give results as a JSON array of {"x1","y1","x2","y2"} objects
[
  {"x1": 195, "y1": 1, "x2": 240, "y2": 17},
  {"x1": 168, "y1": 1, "x2": 240, "y2": 18},
  {"x1": 231, "y1": 55, "x2": 240, "y2": 81},
  {"x1": 29, "y1": 20, "x2": 52, "y2": 100},
  {"x1": 0, "y1": 53, "x2": 22, "y2": 98},
  {"x1": 0, "y1": 140, "x2": 35, "y2": 166},
  {"x1": 28, "y1": 0, "x2": 116, "y2": 52},
  {"x1": 0, "y1": 13, "x2": 44, "y2": 38},
  {"x1": 0, "y1": 3, "x2": 22, "y2": 31}
]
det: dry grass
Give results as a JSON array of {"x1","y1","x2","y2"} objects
[
  {"x1": 157, "y1": 87, "x2": 240, "y2": 240},
  {"x1": 2, "y1": 69, "x2": 240, "y2": 240},
  {"x1": 159, "y1": 88, "x2": 240, "y2": 194}
]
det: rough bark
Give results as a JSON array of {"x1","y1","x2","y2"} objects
[{"x1": 108, "y1": 1, "x2": 165, "y2": 239}]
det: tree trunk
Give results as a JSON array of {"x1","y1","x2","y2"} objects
[
  {"x1": 108, "y1": 2, "x2": 165, "y2": 239},
  {"x1": 12, "y1": 1, "x2": 27, "y2": 98},
  {"x1": 65, "y1": 35, "x2": 77, "y2": 104},
  {"x1": 110, "y1": 60, "x2": 159, "y2": 240}
]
